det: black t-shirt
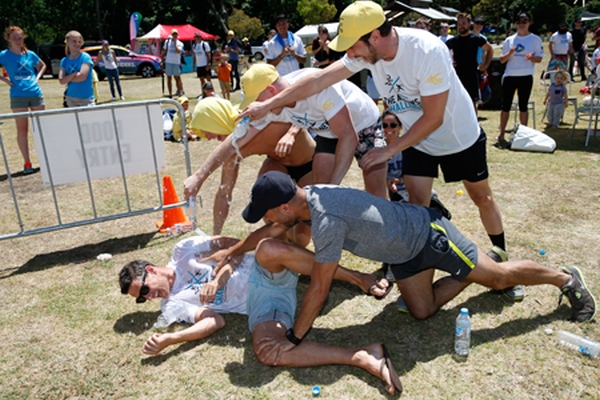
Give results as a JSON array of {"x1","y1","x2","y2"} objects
[
  {"x1": 446, "y1": 33, "x2": 487, "y2": 75},
  {"x1": 571, "y1": 27, "x2": 587, "y2": 50}
]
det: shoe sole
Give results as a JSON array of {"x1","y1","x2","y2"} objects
[{"x1": 561, "y1": 266, "x2": 597, "y2": 321}]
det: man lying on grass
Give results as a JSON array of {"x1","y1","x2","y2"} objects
[{"x1": 118, "y1": 235, "x2": 401, "y2": 396}]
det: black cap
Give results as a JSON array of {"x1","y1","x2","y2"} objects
[
  {"x1": 203, "y1": 82, "x2": 214, "y2": 90},
  {"x1": 559, "y1": 21, "x2": 568, "y2": 26},
  {"x1": 473, "y1": 17, "x2": 485, "y2": 24},
  {"x1": 517, "y1": 13, "x2": 530, "y2": 21},
  {"x1": 242, "y1": 171, "x2": 297, "y2": 223}
]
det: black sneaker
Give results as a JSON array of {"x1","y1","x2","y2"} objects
[
  {"x1": 487, "y1": 246, "x2": 525, "y2": 302},
  {"x1": 559, "y1": 266, "x2": 597, "y2": 322}
]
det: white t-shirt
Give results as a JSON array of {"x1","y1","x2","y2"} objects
[
  {"x1": 160, "y1": 236, "x2": 253, "y2": 323},
  {"x1": 163, "y1": 38, "x2": 184, "y2": 65},
  {"x1": 266, "y1": 33, "x2": 307, "y2": 76},
  {"x1": 253, "y1": 68, "x2": 380, "y2": 139},
  {"x1": 342, "y1": 27, "x2": 478, "y2": 156},
  {"x1": 193, "y1": 41, "x2": 211, "y2": 67},
  {"x1": 549, "y1": 31, "x2": 573, "y2": 55},
  {"x1": 501, "y1": 33, "x2": 544, "y2": 77}
]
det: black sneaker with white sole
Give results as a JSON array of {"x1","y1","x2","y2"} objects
[{"x1": 559, "y1": 266, "x2": 597, "y2": 322}]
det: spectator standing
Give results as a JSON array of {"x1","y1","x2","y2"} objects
[
  {"x1": 59, "y1": 30, "x2": 94, "y2": 107},
  {"x1": 95, "y1": 40, "x2": 124, "y2": 101},
  {"x1": 569, "y1": 18, "x2": 587, "y2": 81},
  {"x1": 192, "y1": 32, "x2": 212, "y2": 91},
  {"x1": 547, "y1": 21, "x2": 573, "y2": 71},
  {"x1": 588, "y1": 28, "x2": 600, "y2": 85},
  {"x1": 438, "y1": 22, "x2": 452, "y2": 43},
  {"x1": 225, "y1": 30, "x2": 242, "y2": 92},
  {"x1": 543, "y1": 70, "x2": 569, "y2": 128},
  {"x1": 414, "y1": 17, "x2": 431, "y2": 31},
  {"x1": 267, "y1": 14, "x2": 306, "y2": 76},
  {"x1": 162, "y1": 29, "x2": 185, "y2": 98},
  {"x1": 0, "y1": 26, "x2": 46, "y2": 174},
  {"x1": 497, "y1": 12, "x2": 544, "y2": 145},
  {"x1": 445, "y1": 12, "x2": 493, "y2": 113},
  {"x1": 217, "y1": 54, "x2": 232, "y2": 100},
  {"x1": 263, "y1": 29, "x2": 276, "y2": 59},
  {"x1": 312, "y1": 26, "x2": 334, "y2": 69}
]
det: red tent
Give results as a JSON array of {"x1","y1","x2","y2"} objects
[{"x1": 139, "y1": 24, "x2": 219, "y2": 41}]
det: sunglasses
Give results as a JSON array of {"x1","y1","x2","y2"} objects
[
  {"x1": 382, "y1": 122, "x2": 399, "y2": 129},
  {"x1": 516, "y1": 20, "x2": 529, "y2": 24},
  {"x1": 136, "y1": 271, "x2": 150, "y2": 303}
]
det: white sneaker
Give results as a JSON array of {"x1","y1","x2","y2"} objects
[
  {"x1": 111, "y1": 97, "x2": 116, "y2": 102},
  {"x1": 120, "y1": 96, "x2": 125, "y2": 100}
]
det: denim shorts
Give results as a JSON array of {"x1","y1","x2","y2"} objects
[
  {"x1": 11, "y1": 95, "x2": 44, "y2": 109},
  {"x1": 247, "y1": 260, "x2": 298, "y2": 332},
  {"x1": 165, "y1": 62, "x2": 181, "y2": 76}
]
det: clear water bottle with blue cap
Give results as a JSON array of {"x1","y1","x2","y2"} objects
[
  {"x1": 454, "y1": 307, "x2": 471, "y2": 356},
  {"x1": 231, "y1": 116, "x2": 250, "y2": 159}
]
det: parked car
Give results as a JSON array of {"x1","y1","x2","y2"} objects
[
  {"x1": 250, "y1": 40, "x2": 264, "y2": 61},
  {"x1": 35, "y1": 44, "x2": 65, "y2": 78},
  {"x1": 82, "y1": 45, "x2": 163, "y2": 80}
]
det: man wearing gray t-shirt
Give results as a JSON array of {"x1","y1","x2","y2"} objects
[{"x1": 217, "y1": 171, "x2": 595, "y2": 364}]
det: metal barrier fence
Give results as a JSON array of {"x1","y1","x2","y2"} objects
[{"x1": 0, "y1": 99, "x2": 192, "y2": 241}]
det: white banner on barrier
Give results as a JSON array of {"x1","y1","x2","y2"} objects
[{"x1": 32, "y1": 104, "x2": 166, "y2": 186}]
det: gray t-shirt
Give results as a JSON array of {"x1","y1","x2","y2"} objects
[{"x1": 305, "y1": 185, "x2": 430, "y2": 264}]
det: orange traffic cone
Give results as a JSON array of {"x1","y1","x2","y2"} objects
[{"x1": 156, "y1": 175, "x2": 189, "y2": 233}]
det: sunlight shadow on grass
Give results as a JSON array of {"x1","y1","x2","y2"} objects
[{"x1": 0, "y1": 231, "x2": 157, "y2": 279}]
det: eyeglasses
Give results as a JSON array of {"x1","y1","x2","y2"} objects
[
  {"x1": 516, "y1": 20, "x2": 529, "y2": 24},
  {"x1": 382, "y1": 122, "x2": 399, "y2": 129},
  {"x1": 136, "y1": 271, "x2": 150, "y2": 303}
]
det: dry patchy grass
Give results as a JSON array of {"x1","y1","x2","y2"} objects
[{"x1": 0, "y1": 50, "x2": 599, "y2": 399}]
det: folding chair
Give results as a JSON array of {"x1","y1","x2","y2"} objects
[
  {"x1": 540, "y1": 70, "x2": 577, "y2": 124},
  {"x1": 511, "y1": 100, "x2": 536, "y2": 129},
  {"x1": 570, "y1": 77, "x2": 600, "y2": 146}
]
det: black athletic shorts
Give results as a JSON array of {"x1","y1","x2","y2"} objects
[
  {"x1": 196, "y1": 66, "x2": 211, "y2": 78},
  {"x1": 402, "y1": 129, "x2": 488, "y2": 183},
  {"x1": 285, "y1": 160, "x2": 312, "y2": 183},
  {"x1": 390, "y1": 209, "x2": 478, "y2": 280}
]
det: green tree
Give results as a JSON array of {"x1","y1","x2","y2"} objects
[
  {"x1": 297, "y1": 0, "x2": 337, "y2": 25},
  {"x1": 228, "y1": 8, "x2": 264, "y2": 40}
]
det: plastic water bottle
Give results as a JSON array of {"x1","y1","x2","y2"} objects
[
  {"x1": 186, "y1": 196, "x2": 197, "y2": 229},
  {"x1": 454, "y1": 308, "x2": 471, "y2": 356},
  {"x1": 556, "y1": 330, "x2": 600, "y2": 358},
  {"x1": 231, "y1": 116, "x2": 250, "y2": 159}
]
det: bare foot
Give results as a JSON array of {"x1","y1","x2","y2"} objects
[
  {"x1": 363, "y1": 343, "x2": 403, "y2": 395},
  {"x1": 142, "y1": 333, "x2": 172, "y2": 355}
]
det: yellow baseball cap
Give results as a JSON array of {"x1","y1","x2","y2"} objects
[
  {"x1": 228, "y1": 30, "x2": 234, "y2": 36},
  {"x1": 171, "y1": 28, "x2": 178, "y2": 35},
  {"x1": 240, "y1": 64, "x2": 279, "y2": 109},
  {"x1": 329, "y1": 1, "x2": 386, "y2": 52},
  {"x1": 190, "y1": 97, "x2": 239, "y2": 137},
  {"x1": 177, "y1": 96, "x2": 189, "y2": 105}
]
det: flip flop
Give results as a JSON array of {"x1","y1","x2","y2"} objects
[
  {"x1": 367, "y1": 278, "x2": 393, "y2": 300},
  {"x1": 380, "y1": 344, "x2": 403, "y2": 395}
]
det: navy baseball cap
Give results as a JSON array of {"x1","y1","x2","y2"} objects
[{"x1": 242, "y1": 171, "x2": 297, "y2": 223}]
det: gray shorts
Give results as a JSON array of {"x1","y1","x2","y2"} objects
[
  {"x1": 11, "y1": 95, "x2": 44, "y2": 109},
  {"x1": 165, "y1": 63, "x2": 181, "y2": 76},
  {"x1": 65, "y1": 96, "x2": 95, "y2": 108},
  {"x1": 247, "y1": 260, "x2": 298, "y2": 332},
  {"x1": 390, "y1": 209, "x2": 479, "y2": 280}
]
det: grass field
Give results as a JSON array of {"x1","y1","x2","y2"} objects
[{"x1": 0, "y1": 47, "x2": 599, "y2": 399}]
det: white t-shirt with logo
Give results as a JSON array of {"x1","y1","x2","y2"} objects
[
  {"x1": 342, "y1": 27, "x2": 478, "y2": 155},
  {"x1": 161, "y1": 236, "x2": 253, "y2": 323},
  {"x1": 501, "y1": 33, "x2": 544, "y2": 77},
  {"x1": 163, "y1": 38, "x2": 184, "y2": 65},
  {"x1": 549, "y1": 31, "x2": 572, "y2": 55},
  {"x1": 193, "y1": 41, "x2": 211, "y2": 67},
  {"x1": 253, "y1": 68, "x2": 380, "y2": 139},
  {"x1": 266, "y1": 33, "x2": 307, "y2": 76}
]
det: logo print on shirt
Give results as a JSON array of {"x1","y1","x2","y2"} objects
[
  {"x1": 321, "y1": 99, "x2": 335, "y2": 111},
  {"x1": 427, "y1": 73, "x2": 443, "y2": 85},
  {"x1": 515, "y1": 43, "x2": 525, "y2": 53}
]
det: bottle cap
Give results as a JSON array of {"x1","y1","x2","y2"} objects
[
  {"x1": 312, "y1": 386, "x2": 321, "y2": 396},
  {"x1": 460, "y1": 308, "x2": 469, "y2": 315}
]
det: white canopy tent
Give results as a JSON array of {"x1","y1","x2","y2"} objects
[{"x1": 294, "y1": 22, "x2": 339, "y2": 46}]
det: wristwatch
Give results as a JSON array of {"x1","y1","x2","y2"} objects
[{"x1": 285, "y1": 328, "x2": 302, "y2": 346}]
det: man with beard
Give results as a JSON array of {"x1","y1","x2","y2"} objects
[
  {"x1": 238, "y1": 1, "x2": 518, "y2": 299},
  {"x1": 446, "y1": 12, "x2": 494, "y2": 112}
]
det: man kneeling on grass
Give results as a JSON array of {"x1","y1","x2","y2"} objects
[{"x1": 118, "y1": 235, "x2": 401, "y2": 395}]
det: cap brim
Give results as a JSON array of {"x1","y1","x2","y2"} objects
[
  {"x1": 239, "y1": 94, "x2": 258, "y2": 110},
  {"x1": 329, "y1": 35, "x2": 360, "y2": 52},
  {"x1": 242, "y1": 204, "x2": 265, "y2": 223}
]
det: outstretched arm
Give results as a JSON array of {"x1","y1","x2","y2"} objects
[
  {"x1": 141, "y1": 307, "x2": 225, "y2": 355},
  {"x1": 239, "y1": 60, "x2": 354, "y2": 121},
  {"x1": 327, "y1": 106, "x2": 359, "y2": 185}
]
